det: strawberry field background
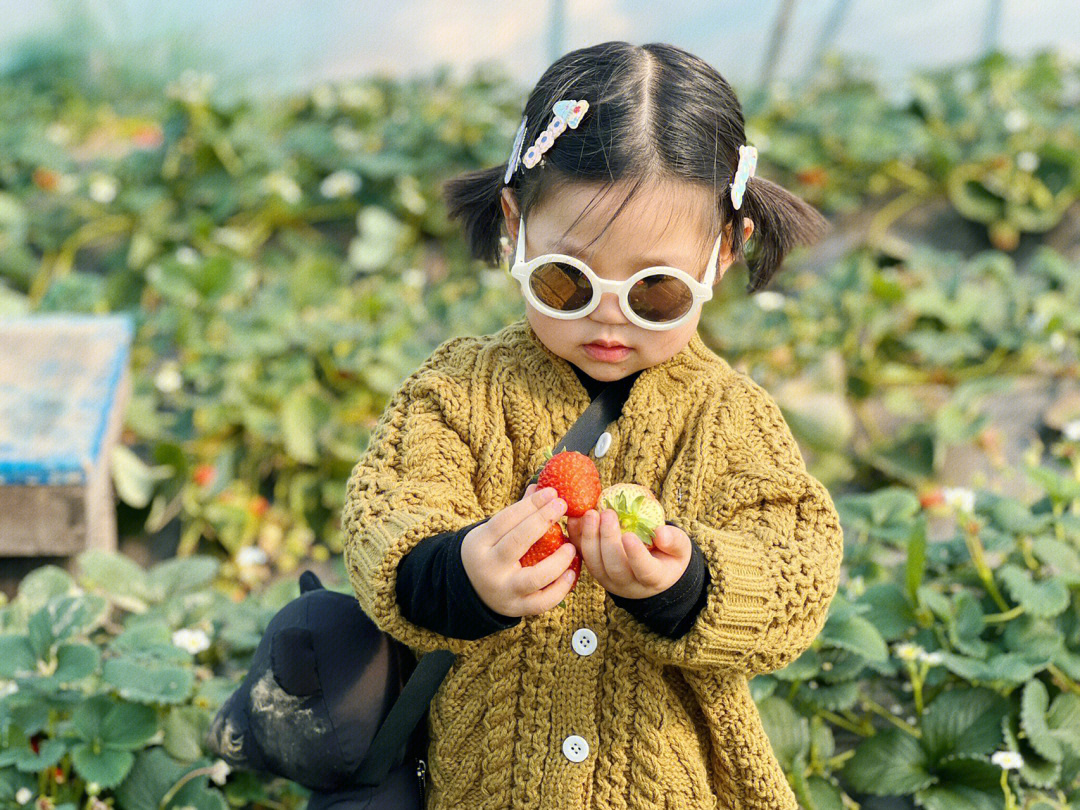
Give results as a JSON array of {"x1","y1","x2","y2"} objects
[{"x1": 2, "y1": 31, "x2": 1080, "y2": 810}]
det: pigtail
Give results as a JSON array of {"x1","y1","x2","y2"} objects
[
  {"x1": 727, "y1": 175, "x2": 831, "y2": 294},
  {"x1": 441, "y1": 165, "x2": 508, "y2": 267}
]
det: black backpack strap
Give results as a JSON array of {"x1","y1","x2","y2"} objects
[
  {"x1": 352, "y1": 648, "x2": 456, "y2": 786},
  {"x1": 356, "y1": 374, "x2": 634, "y2": 785}
]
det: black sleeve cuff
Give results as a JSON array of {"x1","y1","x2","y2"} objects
[
  {"x1": 609, "y1": 521, "x2": 710, "y2": 639},
  {"x1": 395, "y1": 517, "x2": 522, "y2": 641}
]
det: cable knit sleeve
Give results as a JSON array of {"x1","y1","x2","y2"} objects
[
  {"x1": 609, "y1": 376, "x2": 845, "y2": 676},
  {"x1": 341, "y1": 337, "x2": 494, "y2": 656}
]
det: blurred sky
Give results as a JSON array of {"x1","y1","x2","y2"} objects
[{"x1": 2, "y1": 0, "x2": 1079, "y2": 97}]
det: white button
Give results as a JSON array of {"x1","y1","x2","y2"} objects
[
  {"x1": 572, "y1": 628, "x2": 597, "y2": 656},
  {"x1": 593, "y1": 432, "x2": 612, "y2": 458},
  {"x1": 562, "y1": 735, "x2": 589, "y2": 762}
]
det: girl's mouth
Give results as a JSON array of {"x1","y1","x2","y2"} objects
[{"x1": 584, "y1": 343, "x2": 631, "y2": 362}]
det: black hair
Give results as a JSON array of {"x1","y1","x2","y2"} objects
[{"x1": 442, "y1": 41, "x2": 830, "y2": 294}]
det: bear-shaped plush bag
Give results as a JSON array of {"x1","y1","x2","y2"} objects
[{"x1": 205, "y1": 570, "x2": 455, "y2": 810}]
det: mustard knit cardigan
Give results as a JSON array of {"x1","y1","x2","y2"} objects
[{"x1": 342, "y1": 317, "x2": 845, "y2": 810}]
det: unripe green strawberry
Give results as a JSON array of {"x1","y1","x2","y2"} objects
[
  {"x1": 536, "y1": 449, "x2": 601, "y2": 518},
  {"x1": 598, "y1": 483, "x2": 665, "y2": 546},
  {"x1": 520, "y1": 522, "x2": 581, "y2": 594}
]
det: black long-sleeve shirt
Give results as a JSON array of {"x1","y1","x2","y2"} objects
[{"x1": 394, "y1": 362, "x2": 711, "y2": 641}]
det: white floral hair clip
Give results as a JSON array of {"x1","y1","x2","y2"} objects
[
  {"x1": 504, "y1": 99, "x2": 589, "y2": 183},
  {"x1": 730, "y1": 144, "x2": 758, "y2": 210}
]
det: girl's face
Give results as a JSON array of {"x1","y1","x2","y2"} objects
[{"x1": 500, "y1": 179, "x2": 753, "y2": 382}]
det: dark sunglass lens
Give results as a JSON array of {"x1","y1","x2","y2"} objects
[
  {"x1": 530, "y1": 262, "x2": 592, "y2": 311},
  {"x1": 628, "y1": 274, "x2": 694, "y2": 322}
]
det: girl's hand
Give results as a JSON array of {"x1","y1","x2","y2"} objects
[
  {"x1": 565, "y1": 510, "x2": 692, "y2": 599},
  {"x1": 460, "y1": 483, "x2": 579, "y2": 617}
]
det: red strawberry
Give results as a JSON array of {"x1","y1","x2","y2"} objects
[
  {"x1": 536, "y1": 450, "x2": 601, "y2": 518},
  {"x1": 520, "y1": 522, "x2": 581, "y2": 591}
]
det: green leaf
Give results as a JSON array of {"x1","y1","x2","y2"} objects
[
  {"x1": 773, "y1": 648, "x2": 819, "y2": 682},
  {"x1": 111, "y1": 444, "x2": 173, "y2": 509},
  {"x1": 71, "y1": 744, "x2": 135, "y2": 789},
  {"x1": 858, "y1": 583, "x2": 916, "y2": 641},
  {"x1": 116, "y1": 749, "x2": 226, "y2": 810},
  {"x1": 798, "y1": 681, "x2": 860, "y2": 712},
  {"x1": 939, "y1": 651, "x2": 1044, "y2": 684},
  {"x1": 757, "y1": 696, "x2": 809, "y2": 772},
  {"x1": 76, "y1": 551, "x2": 150, "y2": 608},
  {"x1": 146, "y1": 558, "x2": 220, "y2": 602},
  {"x1": 110, "y1": 621, "x2": 191, "y2": 664},
  {"x1": 27, "y1": 595, "x2": 107, "y2": 654},
  {"x1": 840, "y1": 727, "x2": 936, "y2": 795},
  {"x1": 905, "y1": 518, "x2": 927, "y2": 603},
  {"x1": 948, "y1": 591, "x2": 989, "y2": 659},
  {"x1": 1030, "y1": 536, "x2": 1080, "y2": 586},
  {"x1": 51, "y1": 643, "x2": 101, "y2": 683},
  {"x1": 997, "y1": 564, "x2": 1069, "y2": 618},
  {"x1": 920, "y1": 687, "x2": 1008, "y2": 763},
  {"x1": 280, "y1": 386, "x2": 330, "y2": 464},
  {"x1": 820, "y1": 613, "x2": 888, "y2": 663},
  {"x1": 14, "y1": 738, "x2": 66, "y2": 772},
  {"x1": 16, "y1": 567, "x2": 77, "y2": 614},
  {"x1": 1021, "y1": 679, "x2": 1062, "y2": 763},
  {"x1": 162, "y1": 706, "x2": 209, "y2": 762},
  {"x1": 914, "y1": 755, "x2": 1003, "y2": 810},
  {"x1": 102, "y1": 702, "x2": 159, "y2": 749},
  {"x1": 0, "y1": 635, "x2": 36, "y2": 678},
  {"x1": 988, "y1": 497, "x2": 1051, "y2": 534},
  {"x1": 104, "y1": 657, "x2": 194, "y2": 704}
]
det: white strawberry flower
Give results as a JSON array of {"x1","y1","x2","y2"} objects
[
  {"x1": 236, "y1": 546, "x2": 268, "y2": 567},
  {"x1": 1063, "y1": 420, "x2": 1080, "y2": 442},
  {"x1": 320, "y1": 170, "x2": 361, "y2": 199},
  {"x1": 919, "y1": 650, "x2": 944, "y2": 666},
  {"x1": 942, "y1": 487, "x2": 975, "y2": 514},
  {"x1": 15, "y1": 788, "x2": 33, "y2": 805},
  {"x1": 1016, "y1": 151, "x2": 1039, "y2": 172},
  {"x1": 332, "y1": 124, "x2": 364, "y2": 151},
  {"x1": 261, "y1": 171, "x2": 302, "y2": 205},
  {"x1": 154, "y1": 361, "x2": 183, "y2": 394},
  {"x1": 175, "y1": 246, "x2": 200, "y2": 266},
  {"x1": 401, "y1": 268, "x2": 426, "y2": 289},
  {"x1": 991, "y1": 750, "x2": 1024, "y2": 770},
  {"x1": 209, "y1": 759, "x2": 232, "y2": 785},
  {"x1": 172, "y1": 627, "x2": 211, "y2": 655},
  {"x1": 89, "y1": 174, "x2": 119, "y2": 204},
  {"x1": 0, "y1": 680, "x2": 18, "y2": 697},
  {"x1": 1004, "y1": 109, "x2": 1029, "y2": 132},
  {"x1": 754, "y1": 291, "x2": 786, "y2": 311},
  {"x1": 894, "y1": 642, "x2": 924, "y2": 662},
  {"x1": 45, "y1": 123, "x2": 72, "y2": 146}
]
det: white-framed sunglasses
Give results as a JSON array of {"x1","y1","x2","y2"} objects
[{"x1": 509, "y1": 214, "x2": 723, "y2": 331}]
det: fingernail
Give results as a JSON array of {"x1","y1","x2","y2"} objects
[{"x1": 564, "y1": 571, "x2": 575, "y2": 582}]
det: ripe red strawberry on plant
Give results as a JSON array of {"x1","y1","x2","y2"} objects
[{"x1": 536, "y1": 450, "x2": 601, "y2": 517}]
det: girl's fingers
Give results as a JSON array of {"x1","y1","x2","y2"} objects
[
  {"x1": 520, "y1": 558, "x2": 580, "y2": 614},
  {"x1": 513, "y1": 541, "x2": 578, "y2": 596},
  {"x1": 622, "y1": 533, "x2": 661, "y2": 587},
  {"x1": 577, "y1": 510, "x2": 606, "y2": 582},
  {"x1": 495, "y1": 492, "x2": 568, "y2": 563},
  {"x1": 598, "y1": 511, "x2": 632, "y2": 582}
]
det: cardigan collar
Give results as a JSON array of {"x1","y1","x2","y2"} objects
[{"x1": 508, "y1": 316, "x2": 723, "y2": 412}]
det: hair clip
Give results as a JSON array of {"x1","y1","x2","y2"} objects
[
  {"x1": 521, "y1": 98, "x2": 589, "y2": 170},
  {"x1": 504, "y1": 115, "x2": 528, "y2": 185},
  {"x1": 730, "y1": 144, "x2": 758, "y2": 210}
]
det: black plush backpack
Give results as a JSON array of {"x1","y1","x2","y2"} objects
[{"x1": 206, "y1": 375, "x2": 632, "y2": 809}]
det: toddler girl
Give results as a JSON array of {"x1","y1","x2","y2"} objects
[{"x1": 343, "y1": 40, "x2": 845, "y2": 810}]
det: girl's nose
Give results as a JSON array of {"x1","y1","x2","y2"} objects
[{"x1": 592, "y1": 290, "x2": 627, "y2": 321}]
